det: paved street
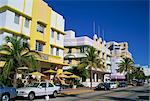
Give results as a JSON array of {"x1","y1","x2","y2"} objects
[{"x1": 16, "y1": 84, "x2": 150, "y2": 101}]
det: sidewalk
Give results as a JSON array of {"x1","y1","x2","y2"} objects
[{"x1": 60, "y1": 87, "x2": 94, "y2": 95}]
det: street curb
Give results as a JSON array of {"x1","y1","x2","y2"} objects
[
  {"x1": 59, "y1": 85, "x2": 137, "y2": 96},
  {"x1": 60, "y1": 89, "x2": 94, "y2": 95}
]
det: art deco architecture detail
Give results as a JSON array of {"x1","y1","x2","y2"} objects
[
  {"x1": 106, "y1": 41, "x2": 132, "y2": 80},
  {"x1": 0, "y1": 0, "x2": 66, "y2": 71},
  {"x1": 64, "y1": 30, "x2": 111, "y2": 87}
]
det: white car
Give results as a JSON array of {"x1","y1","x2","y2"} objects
[
  {"x1": 17, "y1": 82, "x2": 60, "y2": 100},
  {"x1": 110, "y1": 82, "x2": 118, "y2": 89}
]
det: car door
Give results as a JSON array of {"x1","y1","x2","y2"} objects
[
  {"x1": 37, "y1": 83, "x2": 47, "y2": 96},
  {"x1": 46, "y1": 83, "x2": 54, "y2": 95}
]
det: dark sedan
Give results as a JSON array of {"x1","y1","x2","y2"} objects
[
  {"x1": 95, "y1": 83, "x2": 110, "y2": 90},
  {"x1": 118, "y1": 81, "x2": 127, "y2": 87}
]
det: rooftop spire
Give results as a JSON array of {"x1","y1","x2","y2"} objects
[
  {"x1": 102, "y1": 29, "x2": 104, "y2": 41},
  {"x1": 93, "y1": 21, "x2": 96, "y2": 35},
  {"x1": 98, "y1": 25, "x2": 100, "y2": 38}
]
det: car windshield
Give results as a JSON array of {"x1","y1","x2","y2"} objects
[
  {"x1": 98, "y1": 83, "x2": 103, "y2": 86},
  {"x1": 0, "y1": 83, "x2": 3, "y2": 88},
  {"x1": 29, "y1": 83, "x2": 39, "y2": 87}
]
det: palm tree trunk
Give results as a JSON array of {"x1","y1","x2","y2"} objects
[
  {"x1": 127, "y1": 73, "x2": 130, "y2": 84},
  {"x1": 90, "y1": 67, "x2": 92, "y2": 89},
  {"x1": 13, "y1": 69, "x2": 17, "y2": 88}
]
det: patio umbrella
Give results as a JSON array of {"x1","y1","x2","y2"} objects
[
  {"x1": 63, "y1": 71, "x2": 73, "y2": 75},
  {"x1": 0, "y1": 61, "x2": 5, "y2": 67},
  {"x1": 30, "y1": 72, "x2": 46, "y2": 77},
  {"x1": 43, "y1": 69, "x2": 57, "y2": 80},
  {"x1": 68, "y1": 74, "x2": 80, "y2": 79},
  {"x1": 43, "y1": 69, "x2": 56, "y2": 73},
  {"x1": 17, "y1": 66, "x2": 28, "y2": 70},
  {"x1": 58, "y1": 74, "x2": 70, "y2": 78}
]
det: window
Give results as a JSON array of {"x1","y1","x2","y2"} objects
[
  {"x1": 14, "y1": 13, "x2": 20, "y2": 24},
  {"x1": 68, "y1": 59, "x2": 72, "y2": 64},
  {"x1": 36, "y1": 41, "x2": 43, "y2": 52},
  {"x1": 80, "y1": 46, "x2": 85, "y2": 53},
  {"x1": 51, "y1": 46, "x2": 54, "y2": 55},
  {"x1": 102, "y1": 53, "x2": 105, "y2": 58},
  {"x1": 37, "y1": 23, "x2": 45, "y2": 33},
  {"x1": 57, "y1": 32, "x2": 60, "y2": 40},
  {"x1": 115, "y1": 48, "x2": 120, "y2": 50},
  {"x1": 68, "y1": 48, "x2": 72, "y2": 53},
  {"x1": 121, "y1": 48, "x2": 126, "y2": 50},
  {"x1": 0, "y1": 83, "x2": 3, "y2": 88},
  {"x1": 51, "y1": 30, "x2": 54, "y2": 38},
  {"x1": 106, "y1": 56, "x2": 110, "y2": 61},
  {"x1": 40, "y1": 83, "x2": 46, "y2": 88},
  {"x1": 24, "y1": 18, "x2": 30, "y2": 28},
  {"x1": 49, "y1": 83, "x2": 54, "y2": 87},
  {"x1": 56, "y1": 48, "x2": 59, "y2": 56}
]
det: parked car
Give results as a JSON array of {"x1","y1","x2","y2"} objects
[
  {"x1": 118, "y1": 81, "x2": 127, "y2": 87},
  {"x1": 109, "y1": 82, "x2": 118, "y2": 89},
  {"x1": 95, "y1": 83, "x2": 110, "y2": 90},
  {"x1": 132, "y1": 79, "x2": 144, "y2": 86},
  {"x1": 0, "y1": 82, "x2": 17, "y2": 101},
  {"x1": 17, "y1": 82, "x2": 60, "y2": 100},
  {"x1": 136, "y1": 80, "x2": 144, "y2": 86}
]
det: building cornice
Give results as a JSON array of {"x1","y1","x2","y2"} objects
[
  {"x1": 0, "y1": 27, "x2": 30, "y2": 39},
  {"x1": 0, "y1": 5, "x2": 32, "y2": 19},
  {"x1": 51, "y1": 27, "x2": 66, "y2": 35},
  {"x1": 50, "y1": 44, "x2": 64, "y2": 50}
]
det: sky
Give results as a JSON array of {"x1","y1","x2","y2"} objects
[{"x1": 44, "y1": 0, "x2": 149, "y2": 66}]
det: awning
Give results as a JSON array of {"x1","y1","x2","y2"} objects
[
  {"x1": 30, "y1": 72, "x2": 46, "y2": 77},
  {"x1": 111, "y1": 74, "x2": 125, "y2": 79},
  {"x1": 18, "y1": 66, "x2": 28, "y2": 70},
  {"x1": 57, "y1": 74, "x2": 70, "y2": 78},
  {"x1": 63, "y1": 71, "x2": 73, "y2": 75},
  {"x1": 43, "y1": 69, "x2": 56, "y2": 73},
  {"x1": 0, "y1": 61, "x2": 5, "y2": 67}
]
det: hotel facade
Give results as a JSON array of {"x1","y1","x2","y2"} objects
[
  {"x1": 0, "y1": 0, "x2": 134, "y2": 86},
  {"x1": 64, "y1": 30, "x2": 111, "y2": 87},
  {"x1": 0, "y1": 0, "x2": 66, "y2": 71},
  {"x1": 106, "y1": 41, "x2": 132, "y2": 80}
]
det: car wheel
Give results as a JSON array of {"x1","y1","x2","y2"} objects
[
  {"x1": 28, "y1": 92, "x2": 35, "y2": 100},
  {"x1": 1, "y1": 94, "x2": 10, "y2": 101},
  {"x1": 52, "y1": 91, "x2": 57, "y2": 98}
]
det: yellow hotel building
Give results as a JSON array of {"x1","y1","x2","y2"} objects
[{"x1": 0, "y1": 0, "x2": 66, "y2": 71}]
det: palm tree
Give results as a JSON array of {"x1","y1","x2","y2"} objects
[
  {"x1": 132, "y1": 67, "x2": 145, "y2": 81},
  {"x1": 117, "y1": 57, "x2": 135, "y2": 84},
  {"x1": 67, "y1": 66, "x2": 88, "y2": 82},
  {"x1": 0, "y1": 36, "x2": 39, "y2": 87},
  {"x1": 78, "y1": 46, "x2": 104, "y2": 88}
]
